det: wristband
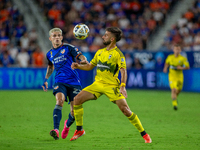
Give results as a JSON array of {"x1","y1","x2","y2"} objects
[{"x1": 120, "y1": 83, "x2": 126, "y2": 87}]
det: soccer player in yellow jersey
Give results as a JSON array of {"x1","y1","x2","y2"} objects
[
  {"x1": 70, "y1": 27, "x2": 152, "y2": 143},
  {"x1": 163, "y1": 44, "x2": 190, "y2": 110}
]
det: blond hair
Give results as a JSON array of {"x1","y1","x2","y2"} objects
[{"x1": 49, "y1": 28, "x2": 62, "y2": 36}]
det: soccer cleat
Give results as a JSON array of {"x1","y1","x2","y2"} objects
[
  {"x1": 174, "y1": 106, "x2": 178, "y2": 110},
  {"x1": 143, "y1": 134, "x2": 152, "y2": 143},
  {"x1": 70, "y1": 129, "x2": 85, "y2": 141},
  {"x1": 61, "y1": 120, "x2": 70, "y2": 139},
  {"x1": 50, "y1": 129, "x2": 59, "y2": 140}
]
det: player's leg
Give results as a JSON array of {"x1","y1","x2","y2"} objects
[
  {"x1": 169, "y1": 79, "x2": 179, "y2": 110},
  {"x1": 171, "y1": 88, "x2": 178, "y2": 109},
  {"x1": 62, "y1": 85, "x2": 81, "y2": 139},
  {"x1": 70, "y1": 90, "x2": 96, "y2": 141},
  {"x1": 61, "y1": 101, "x2": 74, "y2": 139},
  {"x1": 70, "y1": 82, "x2": 102, "y2": 141},
  {"x1": 172, "y1": 80, "x2": 182, "y2": 110},
  {"x1": 50, "y1": 92, "x2": 65, "y2": 140},
  {"x1": 114, "y1": 99, "x2": 152, "y2": 143}
]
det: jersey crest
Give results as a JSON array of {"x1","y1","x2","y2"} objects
[{"x1": 61, "y1": 49, "x2": 65, "y2": 54}]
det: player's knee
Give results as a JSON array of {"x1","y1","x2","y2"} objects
[
  {"x1": 172, "y1": 88, "x2": 177, "y2": 93},
  {"x1": 56, "y1": 98, "x2": 64, "y2": 106},
  {"x1": 73, "y1": 95, "x2": 81, "y2": 105}
]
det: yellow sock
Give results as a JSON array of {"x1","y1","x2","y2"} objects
[
  {"x1": 172, "y1": 100, "x2": 178, "y2": 106},
  {"x1": 74, "y1": 105, "x2": 84, "y2": 126},
  {"x1": 128, "y1": 112, "x2": 144, "y2": 132}
]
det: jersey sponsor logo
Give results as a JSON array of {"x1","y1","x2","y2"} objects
[
  {"x1": 170, "y1": 65, "x2": 177, "y2": 70},
  {"x1": 97, "y1": 64, "x2": 110, "y2": 69},
  {"x1": 54, "y1": 85, "x2": 59, "y2": 90},
  {"x1": 53, "y1": 55, "x2": 67, "y2": 64},
  {"x1": 109, "y1": 55, "x2": 112, "y2": 59},
  {"x1": 97, "y1": 60, "x2": 117, "y2": 74},
  {"x1": 61, "y1": 49, "x2": 65, "y2": 54}
]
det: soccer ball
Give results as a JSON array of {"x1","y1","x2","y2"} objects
[{"x1": 73, "y1": 23, "x2": 89, "y2": 40}]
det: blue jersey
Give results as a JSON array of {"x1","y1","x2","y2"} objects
[{"x1": 46, "y1": 43, "x2": 82, "y2": 86}]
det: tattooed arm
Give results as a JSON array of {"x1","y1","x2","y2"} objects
[
  {"x1": 42, "y1": 64, "x2": 54, "y2": 91},
  {"x1": 45, "y1": 64, "x2": 54, "y2": 79}
]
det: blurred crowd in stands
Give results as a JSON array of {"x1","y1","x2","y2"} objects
[
  {"x1": 1, "y1": 0, "x2": 199, "y2": 69},
  {"x1": 37, "y1": 0, "x2": 176, "y2": 52},
  {"x1": 162, "y1": 0, "x2": 200, "y2": 51},
  {"x1": 0, "y1": 0, "x2": 45, "y2": 67}
]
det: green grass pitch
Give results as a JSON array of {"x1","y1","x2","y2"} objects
[{"x1": 0, "y1": 90, "x2": 200, "y2": 150}]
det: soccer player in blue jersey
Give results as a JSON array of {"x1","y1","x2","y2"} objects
[{"x1": 42, "y1": 28, "x2": 88, "y2": 140}]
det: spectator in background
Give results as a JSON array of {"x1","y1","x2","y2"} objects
[
  {"x1": 153, "y1": 9, "x2": 164, "y2": 25},
  {"x1": 193, "y1": 31, "x2": 200, "y2": 51},
  {"x1": 32, "y1": 46, "x2": 45, "y2": 67},
  {"x1": 184, "y1": 8, "x2": 194, "y2": 21},
  {"x1": 0, "y1": 50, "x2": 13, "y2": 67},
  {"x1": 143, "y1": 57, "x2": 155, "y2": 69},
  {"x1": 177, "y1": 14, "x2": 188, "y2": 28},
  {"x1": 48, "y1": 4, "x2": 61, "y2": 27},
  {"x1": 20, "y1": 32, "x2": 30, "y2": 49},
  {"x1": 8, "y1": 43, "x2": 18, "y2": 64},
  {"x1": 155, "y1": 52, "x2": 165, "y2": 71},
  {"x1": 125, "y1": 53, "x2": 133, "y2": 69},
  {"x1": 150, "y1": 0, "x2": 160, "y2": 11},
  {"x1": 182, "y1": 32, "x2": 193, "y2": 51},
  {"x1": 16, "y1": 48, "x2": 30, "y2": 68},
  {"x1": 0, "y1": 30, "x2": 9, "y2": 47},
  {"x1": 14, "y1": 20, "x2": 27, "y2": 43},
  {"x1": 132, "y1": 57, "x2": 143, "y2": 69},
  {"x1": 29, "y1": 28, "x2": 38, "y2": 43}
]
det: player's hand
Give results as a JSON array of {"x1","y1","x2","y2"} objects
[
  {"x1": 80, "y1": 60, "x2": 88, "y2": 64},
  {"x1": 42, "y1": 81, "x2": 48, "y2": 92},
  {"x1": 176, "y1": 66, "x2": 183, "y2": 70},
  {"x1": 163, "y1": 68, "x2": 167, "y2": 73},
  {"x1": 120, "y1": 86, "x2": 127, "y2": 98},
  {"x1": 71, "y1": 62, "x2": 79, "y2": 70}
]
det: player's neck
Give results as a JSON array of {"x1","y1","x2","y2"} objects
[
  {"x1": 174, "y1": 53, "x2": 179, "y2": 57},
  {"x1": 106, "y1": 43, "x2": 116, "y2": 51},
  {"x1": 53, "y1": 43, "x2": 62, "y2": 49}
]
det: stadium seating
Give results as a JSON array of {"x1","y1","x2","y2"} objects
[
  {"x1": 0, "y1": 0, "x2": 44, "y2": 67},
  {"x1": 162, "y1": 0, "x2": 200, "y2": 51},
  {"x1": 36, "y1": 0, "x2": 177, "y2": 52}
]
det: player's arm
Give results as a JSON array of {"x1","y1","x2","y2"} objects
[
  {"x1": 42, "y1": 64, "x2": 54, "y2": 91},
  {"x1": 163, "y1": 63, "x2": 169, "y2": 73},
  {"x1": 45, "y1": 64, "x2": 54, "y2": 79},
  {"x1": 71, "y1": 62, "x2": 95, "y2": 71},
  {"x1": 177, "y1": 58, "x2": 190, "y2": 70},
  {"x1": 120, "y1": 67, "x2": 127, "y2": 98},
  {"x1": 78, "y1": 54, "x2": 88, "y2": 64},
  {"x1": 176, "y1": 65, "x2": 190, "y2": 70}
]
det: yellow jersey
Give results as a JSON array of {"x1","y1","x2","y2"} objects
[
  {"x1": 90, "y1": 46, "x2": 126, "y2": 85},
  {"x1": 165, "y1": 54, "x2": 190, "y2": 80}
]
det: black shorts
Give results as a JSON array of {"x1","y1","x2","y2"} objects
[{"x1": 53, "y1": 82, "x2": 82, "y2": 103}]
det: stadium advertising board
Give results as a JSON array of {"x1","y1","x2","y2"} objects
[
  {"x1": 0, "y1": 68, "x2": 93, "y2": 90},
  {"x1": 0, "y1": 51, "x2": 199, "y2": 92},
  {"x1": 126, "y1": 69, "x2": 200, "y2": 92},
  {"x1": 0, "y1": 68, "x2": 199, "y2": 92}
]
